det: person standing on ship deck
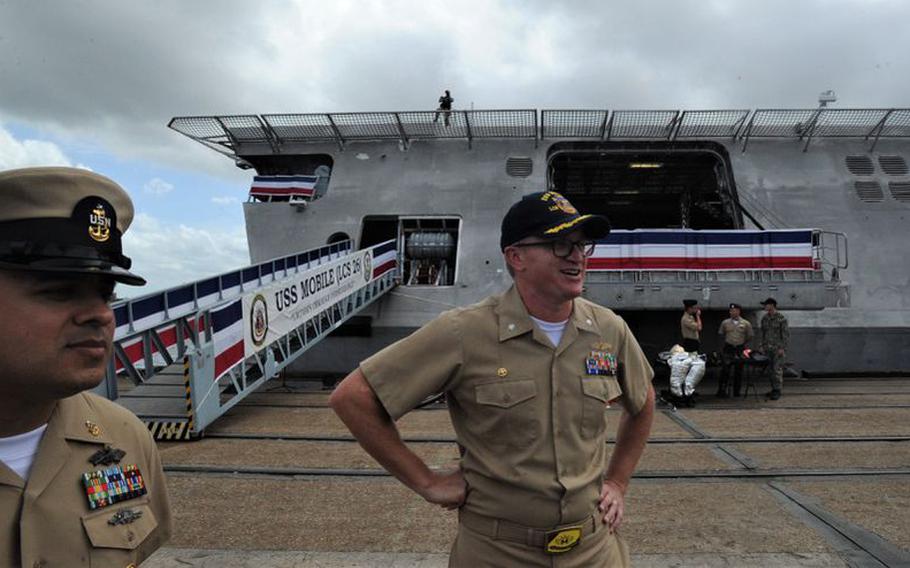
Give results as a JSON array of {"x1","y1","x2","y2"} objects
[
  {"x1": 0, "y1": 167, "x2": 172, "y2": 567},
  {"x1": 330, "y1": 191, "x2": 655, "y2": 567},
  {"x1": 433, "y1": 89, "x2": 454, "y2": 126}
]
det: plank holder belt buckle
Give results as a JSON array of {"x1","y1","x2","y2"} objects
[{"x1": 545, "y1": 525, "x2": 583, "y2": 554}]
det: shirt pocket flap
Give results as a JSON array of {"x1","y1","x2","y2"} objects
[
  {"x1": 581, "y1": 376, "x2": 623, "y2": 403},
  {"x1": 82, "y1": 502, "x2": 158, "y2": 550},
  {"x1": 475, "y1": 379, "x2": 537, "y2": 408}
]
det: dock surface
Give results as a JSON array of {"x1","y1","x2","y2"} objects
[{"x1": 137, "y1": 375, "x2": 910, "y2": 567}]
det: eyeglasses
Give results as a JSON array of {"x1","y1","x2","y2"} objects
[{"x1": 510, "y1": 239, "x2": 596, "y2": 258}]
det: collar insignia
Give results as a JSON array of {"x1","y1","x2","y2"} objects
[{"x1": 85, "y1": 420, "x2": 102, "y2": 438}]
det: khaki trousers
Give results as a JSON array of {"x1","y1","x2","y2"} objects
[{"x1": 448, "y1": 517, "x2": 631, "y2": 567}]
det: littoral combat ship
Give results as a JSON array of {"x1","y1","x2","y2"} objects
[{"x1": 166, "y1": 106, "x2": 910, "y2": 377}]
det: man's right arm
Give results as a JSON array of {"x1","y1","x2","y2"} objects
[{"x1": 329, "y1": 368, "x2": 466, "y2": 509}]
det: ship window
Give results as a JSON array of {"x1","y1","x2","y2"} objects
[
  {"x1": 402, "y1": 218, "x2": 460, "y2": 287},
  {"x1": 879, "y1": 156, "x2": 909, "y2": 176},
  {"x1": 328, "y1": 232, "x2": 350, "y2": 245},
  {"x1": 845, "y1": 155, "x2": 875, "y2": 176},
  {"x1": 854, "y1": 181, "x2": 884, "y2": 203},
  {"x1": 506, "y1": 157, "x2": 533, "y2": 177},
  {"x1": 888, "y1": 182, "x2": 910, "y2": 203}
]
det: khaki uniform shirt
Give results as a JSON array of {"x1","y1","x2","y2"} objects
[
  {"x1": 0, "y1": 393, "x2": 172, "y2": 567},
  {"x1": 680, "y1": 313, "x2": 699, "y2": 341},
  {"x1": 760, "y1": 312, "x2": 789, "y2": 351},
  {"x1": 362, "y1": 286, "x2": 653, "y2": 528},
  {"x1": 718, "y1": 317, "x2": 753, "y2": 347}
]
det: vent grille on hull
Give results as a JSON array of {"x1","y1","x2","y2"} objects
[
  {"x1": 506, "y1": 157, "x2": 533, "y2": 177},
  {"x1": 854, "y1": 181, "x2": 884, "y2": 203},
  {"x1": 889, "y1": 182, "x2": 910, "y2": 203},
  {"x1": 845, "y1": 155, "x2": 875, "y2": 175},
  {"x1": 879, "y1": 156, "x2": 909, "y2": 175}
]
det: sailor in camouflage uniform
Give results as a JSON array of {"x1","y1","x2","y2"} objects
[{"x1": 759, "y1": 297, "x2": 790, "y2": 400}]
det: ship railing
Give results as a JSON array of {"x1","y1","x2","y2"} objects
[
  {"x1": 815, "y1": 230, "x2": 849, "y2": 281},
  {"x1": 106, "y1": 239, "x2": 354, "y2": 396},
  {"x1": 585, "y1": 228, "x2": 846, "y2": 284},
  {"x1": 170, "y1": 108, "x2": 910, "y2": 155}
]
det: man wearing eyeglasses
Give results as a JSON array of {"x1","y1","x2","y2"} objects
[{"x1": 331, "y1": 191, "x2": 654, "y2": 567}]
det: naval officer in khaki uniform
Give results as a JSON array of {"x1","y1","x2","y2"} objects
[
  {"x1": 331, "y1": 191, "x2": 655, "y2": 567},
  {"x1": 717, "y1": 303, "x2": 754, "y2": 397},
  {"x1": 680, "y1": 299, "x2": 702, "y2": 353},
  {"x1": 0, "y1": 167, "x2": 172, "y2": 567}
]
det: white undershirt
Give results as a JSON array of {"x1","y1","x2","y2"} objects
[
  {"x1": 530, "y1": 315, "x2": 569, "y2": 348},
  {"x1": 0, "y1": 424, "x2": 48, "y2": 481}
]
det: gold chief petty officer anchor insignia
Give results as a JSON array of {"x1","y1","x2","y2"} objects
[{"x1": 88, "y1": 202, "x2": 111, "y2": 242}]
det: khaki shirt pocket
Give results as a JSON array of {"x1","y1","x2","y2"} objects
[
  {"x1": 82, "y1": 500, "x2": 159, "y2": 565},
  {"x1": 581, "y1": 375, "x2": 622, "y2": 439},
  {"x1": 474, "y1": 379, "x2": 539, "y2": 448}
]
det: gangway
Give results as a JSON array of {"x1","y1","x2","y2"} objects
[{"x1": 110, "y1": 239, "x2": 398, "y2": 440}]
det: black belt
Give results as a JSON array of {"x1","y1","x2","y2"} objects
[{"x1": 459, "y1": 508, "x2": 599, "y2": 549}]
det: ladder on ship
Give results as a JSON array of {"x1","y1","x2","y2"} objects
[{"x1": 107, "y1": 239, "x2": 398, "y2": 440}]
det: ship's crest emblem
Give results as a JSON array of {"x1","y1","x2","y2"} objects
[
  {"x1": 362, "y1": 251, "x2": 373, "y2": 283},
  {"x1": 541, "y1": 191, "x2": 578, "y2": 215},
  {"x1": 250, "y1": 294, "x2": 269, "y2": 347}
]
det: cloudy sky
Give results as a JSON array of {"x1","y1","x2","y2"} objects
[{"x1": 1, "y1": 0, "x2": 907, "y2": 294}]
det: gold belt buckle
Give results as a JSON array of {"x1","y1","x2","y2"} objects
[{"x1": 545, "y1": 525, "x2": 583, "y2": 554}]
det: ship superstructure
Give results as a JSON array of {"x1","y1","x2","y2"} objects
[{"x1": 169, "y1": 108, "x2": 910, "y2": 374}]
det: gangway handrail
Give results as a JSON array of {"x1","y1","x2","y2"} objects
[
  {"x1": 113, "y1": 239, "x2": 352, "y2": 338},
  {"x1": 185, "y1": 239, "x2": 399, "y2": 434},
  {"x1": 107, "y1": 240, "x2": 354, "y2": 391}
]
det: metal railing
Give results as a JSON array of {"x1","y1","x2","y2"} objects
[
  {"x1": 109, "y1": 240, "x2": 353, "y2": 388},
  {"x1": 169, "y1": 108, "x2": 910, "y2": 155}
]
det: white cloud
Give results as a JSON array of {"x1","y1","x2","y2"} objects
[
  {"x1": 211, "y1": 196, "x2": 239, "y2": 205},
  {"x1": 121, "y1": 213, "x2": 249, "y2": 294},
  {"x1": 0, "y1": 123, "x2": 75, "y2": 169},
  {"x1": 143, "y1": 177, "x2": 174, "y2": 195}
]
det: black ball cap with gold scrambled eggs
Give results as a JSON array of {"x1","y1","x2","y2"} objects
[
  {"x1": 0, "y1": 167, "x2": 145, "y2": 285},
  {"x1": 500, "y1": 191, "x2": 611, "y2": 250}
]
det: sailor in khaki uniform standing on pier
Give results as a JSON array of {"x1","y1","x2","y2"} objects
[
  {"x1": 680, "y1": 299, "x2": 702, "y2": 353},
  {"x1": 717, "y1": 303, "x2": 753, "y2": 397},
  {"x1": 0, "y1": 167, "x2": 172, "y2": 567},
  {"x1": 331, "y1": 191, "x2": 655, "y2": 567}
]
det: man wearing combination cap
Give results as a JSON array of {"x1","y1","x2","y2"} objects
[
  {"x1": 331, "y1": 191, "x2": 655, "y2": 567},
  {"x1": 0, "y1": 167, "x2": 171, "y2": 567}
]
